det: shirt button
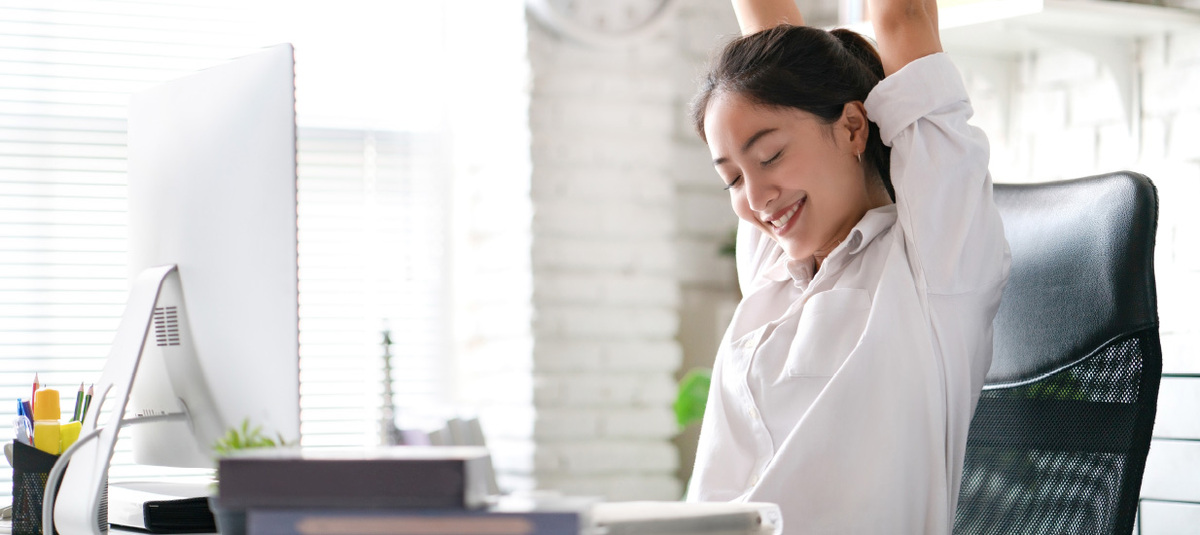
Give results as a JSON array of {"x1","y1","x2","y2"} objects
[
  {"x1": 742, "y1": 338, "x2": 756, "y2": 350},
  {"x1": 747, "y1": 407, "x2": 760, "y2": 421},
  {"x1": 748, "y1": 473, "x2": 760, "y2": 487}
]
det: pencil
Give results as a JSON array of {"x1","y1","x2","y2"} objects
[
  {"x1": 71, "y1": 382, "x2": 85, "y2": 422},
  {"x1": 81, "y1": 384, "x2": 94, "y2": 422},
  {"x1": 31, "y1": 373, "x2": 39, "y2": 415}
]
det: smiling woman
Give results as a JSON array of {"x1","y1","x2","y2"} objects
[
  {"x1": 684, "y1": 0, "x2": 1011, "y2": 532},
  {"x1": 693, "y1": 25, "x2": 894, "y2": 268},
  {"x1": 703, "y1": 90, "x2": 889, "y2": 267}
]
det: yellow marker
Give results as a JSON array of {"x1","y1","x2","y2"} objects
[
  {"x1": 60, "y1": 421, "x2": 82, "y2": 451},
  {"x1": 33, "y1": 388, "x2": 63, "y2": 455}
]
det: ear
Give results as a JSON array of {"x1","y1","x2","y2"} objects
[{"x1": 838, "y1": 101, "x2": 870, "y2": 155}]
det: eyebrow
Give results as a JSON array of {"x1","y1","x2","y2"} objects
[{"x1": 712, "y1": 127, "x2": 778, "y2": 165}]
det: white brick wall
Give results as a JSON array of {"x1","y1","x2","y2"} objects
[
  {"x1": 516, "y1": 4, "x2": 697, "y2": 499},
  {"x1": 668, "y1": 0, "x2": 742, "y2": 487},
  {"x1": 1132, "y1": 32, "x2": 1200, "y2": 394}
]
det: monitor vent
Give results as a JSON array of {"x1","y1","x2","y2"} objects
[{"x1": 153, "y1": 306, "x2": 181, "y2": 347}]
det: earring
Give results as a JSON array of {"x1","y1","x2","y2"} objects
[{"x1": 856, "y1": 152, "x2": 862, "y2": 164}]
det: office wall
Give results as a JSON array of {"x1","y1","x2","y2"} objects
[
  {"x1": 453, "y1": 2, "x2": 691, "y2": 499},
  {"x1": 669, "y1": 1, "x2": 741, "y2": 487},
  {"x1": 520, "y1": 16, "x2": 685, "y2": 498}
]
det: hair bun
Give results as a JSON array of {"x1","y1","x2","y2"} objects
[{"x1": 830, "y1": 28, "x2": 884, "y2": 81}]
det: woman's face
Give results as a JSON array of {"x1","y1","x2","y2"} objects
[{"x1": 704, "y1": 90, "x2": 881, "y2": 264}]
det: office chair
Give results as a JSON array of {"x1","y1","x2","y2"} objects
[{"x1": 953, "y1": 172, "x2": 1161, "y2": 535}]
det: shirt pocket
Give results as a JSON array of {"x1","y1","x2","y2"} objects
[{"x1": 784, "y1": 288, "x2": 872, "y2": 378}]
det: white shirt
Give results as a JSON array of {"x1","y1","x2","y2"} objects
[{"x1": 687, "y1": 53, "x2": 1011, "y2": 534}]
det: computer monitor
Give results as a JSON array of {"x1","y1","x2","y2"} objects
[
  {"x1": 54, "y1": 43, "x2": 300, "y2": 535},
  {"x1": 123, "y1": 42, "x2": 301, "y2": 468}
]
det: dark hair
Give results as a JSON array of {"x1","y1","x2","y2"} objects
[{"x1": 692, "y1": 25, "x2": 893, "y2": 200}]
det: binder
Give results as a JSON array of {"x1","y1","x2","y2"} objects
[{"x1": 108, "y1": 481, "x2": 216, "y2": 534}]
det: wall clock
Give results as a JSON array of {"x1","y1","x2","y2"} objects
[{"x1": 527, "y1": 0, "x2": 677, "y2": 47}]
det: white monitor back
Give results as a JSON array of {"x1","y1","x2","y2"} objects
[{"x1": 125, "y1": 43, "x2": 300, "y2": 467}]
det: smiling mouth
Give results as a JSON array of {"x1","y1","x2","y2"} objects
[{"x1": 765, "y1": 197, "x2": 805, "y2": 230}]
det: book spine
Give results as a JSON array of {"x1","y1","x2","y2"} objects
[
  {"x1": 217, "y1": 458, "x2": 488, "y2": 510},
  {"x1": 247, "y1": 509, "x2": 581, "y2": 535}
]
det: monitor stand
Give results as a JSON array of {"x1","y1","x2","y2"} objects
[{"x1": 54, "y1": 265, "x2": 179, "y2": 535}]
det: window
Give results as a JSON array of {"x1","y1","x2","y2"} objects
[{"x1": 0, "y1": 0, "x2": 451, "y2": 495}]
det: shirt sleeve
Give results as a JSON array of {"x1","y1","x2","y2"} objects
[{"x1": 864, "y1": 53, "x2": 1009, "y2": 295}]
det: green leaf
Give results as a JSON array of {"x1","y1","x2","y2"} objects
[
  {"x1": 212, "y1": 418, "x2": 287, "y2": 457},
  {"x1": 674, "y1": 368, "x2": 712, "y2": 429}
]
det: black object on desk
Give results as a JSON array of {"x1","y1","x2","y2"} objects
[
  {"x1": 142, "y1": 497, "x2": 215, "y2": 534},
  {"x1": 107, "y1": 481, "x2": 217, "y2": 535},
  {"x1": 11, "y1": 440, "x2": 108, "y2": 535}
]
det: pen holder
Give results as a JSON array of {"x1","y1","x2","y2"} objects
[{"x1": 11, "y1": 441, "x2": 107, "y2": 535}]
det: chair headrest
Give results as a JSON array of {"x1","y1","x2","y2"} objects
[{"x1": 988, "y1": 171, "x2": 1158, "y2": 386}]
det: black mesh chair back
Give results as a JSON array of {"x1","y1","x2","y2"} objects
[{"x1": 953, "y1": 172, "x2": 1161, "y2": 535}]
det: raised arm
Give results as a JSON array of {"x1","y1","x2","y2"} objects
[
  {"x1": 867, "y1": 0, "x2": 942, "y2": 76},
  {"x1": 732, "y1": 0, "x2": 804, "y2": 35}
]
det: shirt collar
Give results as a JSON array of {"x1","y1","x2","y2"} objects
[
  {"x1": 847, "y1": 203, "x2": 897, "y2": 255},
  {"x1": 760, "y1": 203, "x2": 898, "y2": 284}
]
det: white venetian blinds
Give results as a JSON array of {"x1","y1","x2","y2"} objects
[
  {"x1": 296, "y1": 128, "x2": 450, "y2": 447},
  {"x1": 0, "y1": 0, "x2": 451, "y2": 495}
]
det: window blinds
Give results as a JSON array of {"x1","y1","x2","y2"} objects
[
  {"x1": 296, "y1": 128, "x2": 450, "y2": 448},
  {"x1": 0, "y1": 0, "x2": 450, "y2": 496}
]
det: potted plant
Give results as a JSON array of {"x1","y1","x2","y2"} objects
[
  {"x1": 208, "y1": 419, "x2": 289, "y2": 535},
  {"x1": 673, "y1": 368, "x2": 711, "y2": 429}
]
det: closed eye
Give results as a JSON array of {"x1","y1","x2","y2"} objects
[
  {"x1": 723, "y1": 175, "x2": 742, "y2": 191},
  {"x1": 762, "y1": 150, "x2": 782, "y2": 166}
]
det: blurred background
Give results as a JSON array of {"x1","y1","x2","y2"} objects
[{"x1": 0, "y1": 0, "x2": 1197, "y2": 531}]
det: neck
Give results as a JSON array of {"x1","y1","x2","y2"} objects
[{"x1": 813, "y1": 237, "x2": 843, "y2": 270}]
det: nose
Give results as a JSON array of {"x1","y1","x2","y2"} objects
[{"x1": 742, "y1": 173, "x2": 777, "y2": 213}]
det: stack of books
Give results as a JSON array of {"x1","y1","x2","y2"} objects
[
  {"x1": 215, "y1": 447, "x2": 782, "y2": 535},
  {"x1": 216, "y1": 447, "x2": 590, "y2": 535}
]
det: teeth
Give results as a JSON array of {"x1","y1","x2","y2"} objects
[{"x1": 768, "y1": 201, "x2": 802, "y2": 228}]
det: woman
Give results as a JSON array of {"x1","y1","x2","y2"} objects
[{"x1": 687, "y1": 0, "x2": 1010, "y2": 532}]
